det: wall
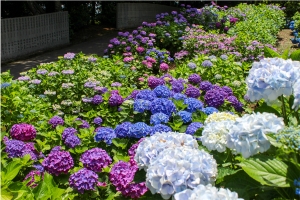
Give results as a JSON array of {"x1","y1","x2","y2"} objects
[
  {"x1": 1, "y1": 11, "x2": 69, "y2": 62},
  {"x1": 116, "y1": 3, "x2": 179, "y2": 29}
]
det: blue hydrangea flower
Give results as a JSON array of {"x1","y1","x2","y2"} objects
[
  {"x1": 172, "y1": 93, "x2": 187, "y2": 101},
  {"x1": 1, "y1": 82, "x2": 11, "y2": 89},
  {"x1": 150, "y1": 124, "x2": 172, "y2": 135},
  {"x1": 202, "y1": 107, "x2": 218, "y2": 115},
  {"x1": 150, "y1": 98, "x2": 176, "y2": 116},
  {"x1": 186, "y1": 122, "x2": 203, "y2": 135},
  {"x1": 150, "y1": 112, "x2": 170, "y2": 125},
  {"x1": 95, "y1": 127, "x2": 116, "y2": 145},
  {"x1": 134, "y1": 99, "x2": 151, "y2": 113},
  {"x1": 135, "y1": 89, "x2": 156, "y2": 101},
  {"x1": 184, "y1": 98, "x2": 203, "y2": 113},
  {"x1": 115, "y1": 122, "x2": 132, "y2": 138},
  {"x1": 128, "y1": 122, "x2": 152, "y2": 138},
  {"x1": 153, "y1": 85, "x2": 171, "y2": 98},
  {"x1": 177, "y1": 111, "x2": 192, "y2": 123}
]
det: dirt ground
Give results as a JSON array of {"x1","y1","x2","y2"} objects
[{"x1": 276, "y1": 29, "x2": 299, "y2": 54}]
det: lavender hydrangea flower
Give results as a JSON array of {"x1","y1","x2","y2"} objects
[
  {"x1": 150, "y1": 98, "x2": 176, "y2": 116},
  {"x1": 95, "y1": 127, "x2": 116, "y2": 145},
  {"x1": 150, "y1": 112, "x2": 170, "y2": 125},
  {"x1": 202, "y1": 60, "x2": 213, "y2": 67},
  {"x1": 64, "y1": 52, "x2": 76, "y2": 59},
  {"x1": 69, "y1": 168, "x2": 99, "y2": 193},
  {"x1": 80, "y1": 148, "x2": 112, "y2": 172},
  {"x1": 23, "y1": 170, "x2": 44, "y2": 188},
  {"x1": 10, "y1": 123, "x2": 36, "y2": 141},
  {"x1": 111, "y1": 82, "x2": 122, "y2": 87},
  {"x1": 220, "y1": 54, "x2": 228, "y2": 60},
  {"x1": 204, "y1": 89, "x2": 225, "y2": 108},
  {"x1": 186, "y1": 122, "x2": 203, "y2": 135},
  {"x1": 184, "y1": 98, "x2": 203, "y2": 112},
  {"x1": 153, "y1": 85, "x2": 171, "y2": 98},
  {"x1": 93, "y1": 117, "x2": 103, "y2": 125},
  {"x1": 92, "y1": 95, "x2": 103, "y2": 105},
  {"x1": 48, "y1": 116, "x2": 64, "y2": 128},
  {"x1": 62, "y1": 69, "x2": 74, "y2": 75},
  {"x1": 128, "y1": 122, "x2": 152, "y2": 138},
  {"x1": 84, "y1": 81, "x2": 97, "y2": 88},
  {"x1": 30, "y1": 79, "x2": 41, "y2": 84},
  {"x1": 48, "y1": 71, "x2": 59, "y2": 76},
  {"x1": 134, "y1": 99, "x2": 151, "y2": 113},
  {"x1": 82, "y1": 97, "x2": 93, "y2": 103},
  {"x1": 62, "y1": 127, "x2": 77, "y2": 140},
  {"x1": 115, "y1": 122, "x2": 132, "y2": 138},
  {"x1": 4, "y1": 139, "x2": 26, "y2": 158},
  {"x1": 292, "y1": 79, "x2": 300, "y2": 110},
  {"x1": 88, "y1": 57, "x2": 97, "y2": 62},
  {"x1": 172, "y1": 80, "x2": 185, "y2": 93},
  {"x1": 185, "y1": 85, "x2": 201, "y2": 98},
  {"x1": 177, "y1": 111, "x2": 192, "y2": 123},
  {"x1": 42, "y1": 148, "x2": 74, "y2": 176},
  {"x1": 94, "y1": 86, "x2": 108, "y2": 94},
  {"x1": 188, "y1": 74, "x2": 202, "y2": 84},
  {"x1": 36, "y1": 69, "x2": 48, "y2": 75},
  {"x1": 18, "y1": 76, "x2": 31, "y2": 81},
  {"x1": 187, "y1": 62, "x2": 197, "y2": 69}
]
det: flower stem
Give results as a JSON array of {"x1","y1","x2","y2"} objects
[{"x1": 280, "y1": 95, "x2": 288, "y2": 125}]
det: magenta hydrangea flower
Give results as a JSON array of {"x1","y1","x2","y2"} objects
[
  {"x1": 23, "y1": 170, "x2": 44, "y2": 188},
  {"x1": 136, "y1": 46, "x2": 145, "y2": 53},
  {"x1": 159, "y1": 63, "x2": 169, "y2": 71},
  {"x1": 109, "y1": 161, "x2": 137, "y2": 190},
  {"x1": 80, "y1": 148, "x2": 112, "y2": 172},
  {"x1": 10, "y1": 123, "x2": 36, "y2": 141},
  {"x1": 69, "y1": 168, "x2": 100, "y2": 193},
  {"x1": 42, "y1": 148, "x2": 74, "y2": 176},
  {"x1": 48, "y1": 116, "x2": 64, "y2": 128}
]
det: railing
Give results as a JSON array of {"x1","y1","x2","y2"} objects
[{"x1": 1, "y1": 11, "x2": 69, "y2": 62}]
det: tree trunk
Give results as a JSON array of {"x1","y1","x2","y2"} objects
[{"x1": 54, "y1": 0, "x2": 62, "y2": 12}]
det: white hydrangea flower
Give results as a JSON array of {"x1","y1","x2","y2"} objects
[
  {"x1": 227, "y1": 112, "x2": 285, "y2": 158},
  {"x1": 204, "y1": 112, "x2": 238, "y2": 125},
  {"x1": 201, "y1": 120, "x2": 235, "y2": 152},
  {"x1": 246, "y1": 58, "x2": 300, "y2": 103},
  {"x1": 134, "y1": 132, "x2": 198, "y2": 171},
  {"x1": 292, "y1": 79, "x2": 300, "y2": 110},
  {"x1": 146, "y1": 147, "x2": 217, "y2": 200},
  {"x1": 174, "y1": 184, "x2": 243, "y2": 200}
]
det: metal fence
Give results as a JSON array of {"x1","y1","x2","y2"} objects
[
  {"x1": 1, "y1": 11, "x2": 69, "y2": 62},
  {"x1": 117, "y1": 3, "x2": 179, "y2": 29}
]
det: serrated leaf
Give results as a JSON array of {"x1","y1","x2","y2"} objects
[
  {"x1": 264, "y1": 47, "x2": 280, "y2": 58},
  {"x1": 290, "y1": 49, "x2": 300, "y2": 61},
  {"x1": 239, "y1": 155, "x2": 290, "y2": 187}
]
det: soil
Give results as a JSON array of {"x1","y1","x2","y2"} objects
[{"x1": 276, "y1": 29, "x2": 299, "y2": 54}]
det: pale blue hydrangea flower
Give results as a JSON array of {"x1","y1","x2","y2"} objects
[
  {"x1": 246, "y1": 58, "x2": 300, "y2": 103},
  {"x1": 292, "y1": 79, "x2": 300, "y2": 110},
  {"x1": 134, "y1": 132, "x2": 198, "y2": 171},
  {"x1": 174, "y1": 184, "x2": 243, "y2": 200},
  {"x1": 146, "y1": 147, "x2": 217, "y2": 200},
  {"x1": 227, "y1": 112, "x2": 285, "y2": 158}
]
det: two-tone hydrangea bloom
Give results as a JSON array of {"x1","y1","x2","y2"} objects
[
  {"x1": 171, "y1": 80, "x2": 185, "y2": 93},
  {"x1": 146, "y1": 147, "x2": 217, "y2": 199},
  {"x1": 188, "y1": 74, "x2": 202, "y2": 84},
  {"x1": 69, "y1": 168, "x2": 99, "y2": 193},
  {"x1": 128, "y1": 122, "x2": 152, "y2": 138},
  {"x1": 80, "y1": 148, "x2": 112, "y2": 172},
  {"x1": 134, "y1": 99, "x2": 151, "y2": 113},
  {"x1": 245, "y1": 58, "x2": 300, "y2": 103},
  {"x1": 10, "y1": 123, "x2": 36, "y2": 141},
  {"x1": 185, "y1": 85, "x2": 201, "y2": 98},
  {"x1": 93, "y1": 117, "x2": 103, "y2": 125},
  {"x1": 150, "y1": 98, "x2": 176, "y2": 116},
  {"x1": 115, "y1": 122, "x2": 132, "y2": 138},
  {"x1": 174, "y1": 184, "x2": 243, "y2": 200},
  {"x1": 201, "y1": 120, "x2": 235, "y2": 152},
  {"x1": 202, "y1": 107, "x2": 219, "y2": 115},
  {"x1": 204, "y1": 89, "x2": 225, "y2": 108},
  {"x1": 176, "y1": 111, "x2": 192, "y2": 123},
  {"x1": 150, "y1": 112, "x2": 169, "y2": 125},
  {"x1": 135, "y1": 89, "x2": 156, "y2": 101},
  {"x1": 227, "y1": 112, "x2": 285, "y2": 158},
  {"x1": 205, "y1": 112, "x2": 238, "y2": 124},
  {"x1": 94, "y1": 127, "x2": 116, "y2": 145},
  {"x1": 134, "y1": 132, "x2": 198, "y2": 170},
  {"x1": 48, "y1": 116, "x2": 64, "y2": 128},
  {"x1": 186, "y1": 122, "x2": 203, "y2": 135},
  {"x1": 42, "y1": 147, "x2": 74, "y2": 176},
  {"x1": 153, "y1": 85, "x2": 171, "y2": 98},
  {"x1": 23, "y1": 170, "x2": 44, "y2": 188},
  {"x1": 184, "y1": 98, "x2": 203, "y2": 113}
]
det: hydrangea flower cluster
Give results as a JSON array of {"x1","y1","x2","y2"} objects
[
  {"x1": 150, "y1": 112, "x2": 169, "y2": 125},
  {"x1": 205, "y1": 112, "x2": 238, "y2": 124},
  {"x1": 80, "y1": 148, "x2": 112, "y2": 172},
  {"x1": 23, "y1": 170, "x2": 44, "y2": 188},
  {"x1": 245, "y1": 58, "x2": 300, "y2": 103},
  {"x1": 148, "y1": 76, "x2": 165, "y2": 89},
  {"x1": 177, "y1": 111, "x2": 192, "y2": 123},
  {"x1": 128, "y1": 122, "x2": 152, "y2": 138},
  {"x1": 62, "y1": 127, "x2": 81, "y2": 148},
  {"x1": 275, "y1": 126, "x2": 300, "y2": 151},
  {"x1": 134, "y1": 132, "x2": 198, "y2": 170},
  {"x1": 188, "y1": 74, "x2": 202, "y2": 84},
  {"x1": 135, "y1": 89, "x2": 156, "y2": 101},
  {"x1": 186, "y1": 122, "x2": 203, "y2": 135},
  {"x1": 153, "y1": 85, "x2": 171, "y2": 98},
  {"x1": 75, "y1": 118, "x2": 90, "y2": 129},
  {"x1": 109, "y1": 92, "x2": 124, "y2": 106},
  {"x1": 10, "y1": 123, "x2": 36, "y2": 141},
  {"x1": 150, "y1": 98, "x2": 176, "y2": 116},
  {"x1": 42, "y1": 147, "x2": 74, "y2": 176},
  {"x1": 146, "y1": 147, "x2": 217, "y2": 199},
  {"x1": 134, "y1": 99, "x2": 151, "y2": 113},
  {"x1": 202, "y1": 107, "x2": 219, "y2": 115},
  {"x1": 94, "y1": 127, "x2": 116, "y2": 145},
  {"x1": 48, "y1": 116, "x2": 64, "y2": 128},
  {"x1": 69, "y1": 168, "x2": 100, "y2": 193},
  {"x1": 227, "y1": 112, "x2": 285, "y2": 158},
  {"x1": 172, "y1": 80, "x2": 185, "y2": 93},
  {"x1": 92, "y1": 95, "x2": 103, "y2": 105},
  {"x1": 174, "y1": 184, "x2": 243, "y2": 200},
  {"x1": 93, "y1": 117, "x2": 103, "y2": 125},
  {"x1": 204, "y1": 88, "x2": 225, "y2": 108},
  {"x1": 185, "y1": 85, "x2": 201, "y2": 98},
  {"x1": 4, "y1": 138, "x2": 38, "y2": 160},
  {"x1": 292, "y1": 79, "x2": 300, "y2": 110},
  {"x1": 184, "y1": 98, "x2": 203, "y2": 112},
  {"x1": 115, "y1": 122, "x2": 132, "y2": 138}
]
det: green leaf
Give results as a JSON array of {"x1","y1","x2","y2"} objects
[
  {"x1": 1, "y1": 189, "x2": 13, "y2": 200},
  {"x1": 216, "y1": 167, "x2": 239, "y2": 184},
  {"x1": 51, "y1": 187, "x2": 66, "y2": 200},
  {"x1": 3, "y1": 160, "x2": 23, "y2": 183},
  {"x1": 281, "y1": 49, "x2": 289, "y2": 59},
  {"x1": 254, "y1": 102, "x2": 281, "y2": 117},
  {"x1": 33, "y1": 173, "x2": 55, "y2": 200},
  {"x1": 290, "y1": 49, "x2": 300, "y2": 61},
  {"x1": 264, "y1": 47, "x2": 280, "y2": 58},
  {"x1": 112, "y1": 138, "x2": 129, "y2": 149},
  {"x1": 239, "y1": 155, "x2": 290, "y2": 187}
]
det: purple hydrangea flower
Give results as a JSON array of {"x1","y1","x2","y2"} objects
[
  {"x1": 148, "y1": 76, "x2": 165, "y2": 89},
  {"x1": 109, "y1": 93, "x2": 123, "y2": 106},
  {"x1": 128, "y1": 122, "x2": 152, "y2": 138},
  {"x1": 48, "y1": 116, "x2": 64, "y2": 128},
  {"x1": 150, "y1": 112, "x2": 170, "y2": 125},
  {"x1": 75, "y1": 118, "x2": 90, "y2": 129},
  {"x1": 94, "y1": 127, "x2": 116, "y2": 145},
  {"x1": 171, "y1": 80, "x2": 185, "y2": 93},
  {"x1": 153, "y1": 85, "x2": 171, "y2": 98},
  {"x1": 62, "y1": 69, "x2": 74, "y2": 75},
  {"x1": 37, "y1": 69, "x2": 48, "y2": 75},
  {"x1": 186, "y1": 122, "x2": 203, "y2": 135},
  {"x1": 4, "y1": 139, "x2": 26, "y2": 158},
  {"x1": 84, "y1": 82, "x2": 97, "y2": 88},
  {"x1": 184, "y1": 98, "x2": 204, "y2": 113},
  {"x1": 30, "y1": 79, "x2": 41, "y2": 84},
  {"x1": 220, "y1": 54, "x2": 228, "y2": 60},
  {"x1": 33, "y1": 164, "x2": 44, "y2": 172},
  {"x1": 62, "y1": 127, "x2": 77, "y2": 140},
  {"x1": 115, "y1": 122, "x2": 132, "y2": 138},
  {"x1": 23, "y1": 170, "x2": 44, "y2": 188},
  {"x1": 177, "y1": 111, "x2": 192, "y2": 123},
  {"x1": 185, "y1": 85, "x2": 201, "y2": 98},
  {"x1": 109, "y1": 161, "x2": 136, "y2": 191},
  {"x1": 120, "y1": 182, "x2": 148, "y2": 199},
  {"x1": 64, "y1": 52, "x2": 76, "y2": 59},
  {"x1": 10, "y1": 123, "x2": 36, "y2": 141},
  {"x1": 42, "y1": 148, "x2": 74, "y2": 176},
  {"x1": 134, "y1": 99, "x2": 151, "y2": 113},
  {"x1": 150, "y1": 98, "x2": 176, "y2": 116},
  {"x1": 92, "y1": 95, "x2": 103, "y2": 105},
  {"x1": 64, "y1": 134, "x2": 81, "y2": 148},
  {"x1": 159, "y1": 63, "x2": 169, "y2": 71},
  {"x1": 188, "y1": 74, "x2": 202, "y2": 84},
  {"x1": 93, "y1": 117, "x2": 103, "y2": 125},
  {"x1": 111, "y1": 82, "x2": 122, "y2": 87},
  {"x1": 88, "y1": 57, "x2": 97, "y2": 62},
  {"x1": 222, "y1": 86, "x2": 233, "y2": 96},
  {"x1": 94, "y1": 86, "x2": 108, "y2": 94},
  {"x1": 80, "y1": 148, "x2": 112, "y2": 172},
  {"x1": 69, "y1": 168, "x2": 99, "y2": 193},
  {"x1": 204, "y1": 89, "x2": 225, "y2": 108},
  {"x1": 227, "y1": 96, "x2": 244, "y2": 112},
  {"x1": 200, "y1": 81, "x2": 213, "y2": 92},
  {"x1": 18, "y1": 76, "x2": 31, "y2": 81}
]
